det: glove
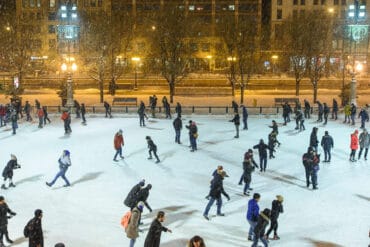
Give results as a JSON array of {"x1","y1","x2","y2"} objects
[
  {"x1": 226, "y1": 195, "x2": 230, "y2": 201},
  {"x1": 149, "y1": 209, "x2": 153, "y2": 213},
  {"x1": 10, "y1": 212, "x2": 16, "y2": 216}
]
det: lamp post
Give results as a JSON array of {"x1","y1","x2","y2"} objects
[
  {"x1": 350, "y1": 62, "x2": 362, "y2": 105},
  {"x1": 131, "y1": 57, "x2": 140, "y2": 90},
  {"x1": 271, "y1": 55, "x2": 279, "y2": 74},
  {"x1": 61, "y1": 57, "x2": 77, "y2": 108}
]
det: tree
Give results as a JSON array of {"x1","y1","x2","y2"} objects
[{"x1": 146, "y1": 4, "x2": 193, "y2": 103}]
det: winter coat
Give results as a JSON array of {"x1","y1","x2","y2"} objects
[
  {"x1": 351, "y1": 104, "x2": 357, "y2": 116},
  {"x1": 138, "y1": 103, "x2": 145, "y2": 116},
  {"x1": 230, "y1": 113, "x2": 240, "y2": 125},
  {"x1": 37, "y1": 108, "x2": 44, "y2": 118},
  {"x1": 359, "y1": 132, "x2": 370, "y2": 148},
  {"x1": 358, "y1": 109, "x2": 369, "y2": 121},
  {"x1": 253, "y1": 143, "x2": 270, "y2": 157},
  {"x1": 323, "y1": 104, "x2": 330, "y2": 115},
  {"x1": 104, "y1": 101, "x2": 110, "y2": 110},
  {"x1": 351, "y1": 133, "x2": 359, "y2": 150},
  {"x1": 317, "y1": 102, "x2": 323, "y2": 114},
  {"x1": 81, "y1": 105, "x2": 86, "y2": 114},
  {"x1": 175, "y1": 103, "x2": 182, "y2": 114},
  {"x1": 242, "y1": 106, "x2": 248, "y2": 120},
  {"x1": 344, "y1": 105, "x2": 351, "y2": 116},
  {"x1": 114, "y1": 133, "x2": 124, "y2": 150},
  {"x1": 173, "y1": 118, "x2": 182, "y2": 131},
  {"x1": 189, "y1": 123, "x2": 198, "y2": 136},
  {"x1": 144, "y1": 218, "x2": 169, "y2": 247},
  {"x1": 269, "y1": 123, "x2": 279, "y2": 134},
  {"x1": 243, "y1": 162, "x2": 255, "y2": 184},
  {"x1": 302, "y1": 152, "x2": 314, "y2": 170},
  {"x1": 58, "y1": 154, "x2": 71, "y2": 171},
  {"x1": 124, "y1": 184, "x2": 142, "y2": 208},
  {"x1": 134, "y1": 188, "x2": 152, "y2": 211},
  {"x1": 147, "y1": 139, "x2": 157, "y2": 151},
  {"x1": 310, "y1": 128, "x2": 319, "y2": 147},
  {"x1": 244, "y1": 152, "x2": 258, "y2": 167},
  {"x1": 27, "y1": 217, "x2": 44, "y2": 247},
  {"x1": 209, "y1": 174, "x2": 229, "y2": 200},
  {"x1": 321, "y1": 134, "x2": 334, "y2": 150},
  {"x1": 24, "y1": 102, "x2": 31, "y2": 113},
  {"x1": 270, "y1": 200, "x2": 283, "y2": 221},
  {"x1": 126, "y1": 207, "x2": 141, "y2": 239},
  {"x1": 246, "y1": 199, "x2": 260, "y2": 222},
  {"x1": 304, "y1": 100, "x2": 311, "y2": 110},
  {"x1": 0, "y1": 203, "x2": 15, "y2": 228},
  {"x1": 253, "y1": 212, "x2": 270, "y2": 237},
  {"x1": 332, "y1": 100, "x2": 338, "y2": 111},
  {"x1": 2, "y1": 159, "x2": 20, "y2": 179}
]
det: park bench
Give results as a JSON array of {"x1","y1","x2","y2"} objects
[
  {"x1": 274, "y1": 98, "x2": 299, "y2": 106},
  {"x1": 112, "y1": 97, "x2": 138, "y2": 106}
]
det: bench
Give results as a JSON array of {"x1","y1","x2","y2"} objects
[
  {"x1": 112, "y1": 97, "x2": 138, "y2": 106},
  {"x1": 274, "y1": 98, "x2": 299, "y2": 106}
]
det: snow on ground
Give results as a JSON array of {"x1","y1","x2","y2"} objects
[{"x1": 0, "y1": 112, "x2": 369, "y2": 247}]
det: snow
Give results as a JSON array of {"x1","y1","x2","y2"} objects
[{"x1": 1, "y1": 113, "x2": 369, "y2": 247}]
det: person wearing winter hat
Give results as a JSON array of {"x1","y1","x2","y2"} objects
[
  {"x1": 133, "y1": 184, "x2": 153, "y2": 213},
  {"x1": 0, "y1": 196, "x2": 16, "y2": 245},
  {"x1": 124, "y1": 180, "x2": 146, "y2": 210},
  {"x1": 113, "y1": 129, "x2": 124, "y2": 162},
  {"x1": 126, "y1": 201, "x2": 144, "y2": 247},
  {"x1": 24, "y1": 209, "x2": 43, "y2": 247},
  {"x1": 146, "y1": 136, "x2": 160, "y2": 163},
  {"x1": 265, "y1": 195, "x2": 284, "y2": 240},
  {"x1": 251, "y1": 208, "x2": 271, "y2": 247},
  {"x1": 46, "y1": 150, "x2": 71, "y2": 187},
  {"x1": 350, "y1": 129, "x2": 359, "y2": 162},
  {"x1": 358, "y1": 128, "x2": 370, "y2": 160},
  {"x1": 1, "y1": 154, "x2": 21, "y2": 190}
]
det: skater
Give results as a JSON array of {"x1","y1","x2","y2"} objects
[
  {"x1": 144, "y1": 211, "x2": 172, "y2": 247},
  {"x1": 253, "y1": 139, "x2": 270, "y2": 172},
  {"x1": 0, "y1": 105, "x2": 5, "y2": 127},
  {"x1": 187, "y1": 235, "x2": 206, "y2": 247},
  {"x1": 332, "y1": 99, "x2": 338, "y2": 120},
  {"x1": 321, "y1": 131, "x2": 334, "y2": 162},
  {"x1": 1, "y1": 154, "x2": 21, "y2": 190},
  {"x1": 113, "y1": 129, "x2": 124, "y2": 161},
  {"x1": 323, "y1": 103, "x2": 330, "y2": 125},
  {"x1": 358, "y1": 128, "x2": 370, "y2": 160},
  {"x1": 124, "y1": 180, "x2": 146, "y2": 209},
  {"x1": 206, "y1": 165, "x2": 225, "y2": 199},
  {"x1": 74, "y1": 100, "x2": 81, "y2": 118},
  {"x1": 268, "y1": 133, "x2": 277, "y2": 159},
  {"x1": 251, "y1": 208, "x2": 271, "y2": 247},
  {"x1": 358, "y1": 107, "x2": 369, "y2": 129},
  {"x1": 232, "y1": 100, "x2": 239, "y2": 113},
  {"x1": 295, "y1": 109, "x2": 305, "y2": 131},
  {"x1": 175, "y1": 102, "x2": 182, "y2": 118},
  {"x1": 229, "y1": 112, "x2": 240, "y2": 138},
  {"x1": 133, "y1": 184, "x2": 153, "y2": 213},
  {"x1": 316, "y1": 101, "x2": 323, "y2": 122},
  {"x1": 164, "y1": 101, "x2": 171, "y2": 119},
  {"x1": 81, "y1": 103, "x2": 86, "y2": 124},
  {"x1": 61, "y1": 110, "x2": 72, "y2": 135},
  {"x1": 0, "y1": 196, "x2": 16, "y2": 245},
  {"x1": 149, "y1": 95, "x2": 157, "y2": 118},
  {"x1": 241, "y1": 105, "x2": 248, "y2": 130},
  {"x1": 309, "y1": 127, "x2": 319, "y2": 152},
  {"x1": 302, "y1": 147, "x2": 314, "y2": 188},
  {"x1": 186, "y1": 120, "x2": 198, "y2": 152},
  {"x1": 104, "y1": 101, "x2": 112, "y2": 118},
  {"x1": 246, "y1": 193, "x2": 261, "y2": 241},
  {"x1": 24, "y1": 209, "x2": 43, "y2": 247},
  {"x1": 282, "y1": 102, "x2": 290, "y2": 125},
  {"x1": 265, "y1": 195, "x2": 284, "y2": 240},
  {"x1": 10, "y1": 110, "x2": 18, "y2": 135},
  {"x1": 269, "y1": 120, "x2": 281, "y2": 146},
  {"x1": 304, "y1": 99, "x2": 311, "y2": 119},
  {"x1": 242, "y1": 156, "x2": 256, "y2": 196},
  {"x1": 161, "y1": 96, "x2": 168, "y2": 111},
  {"x1": 350, "y1": 103, "x2": 357, "y2": 125},
  {"x1": 42, "y1": 106, "x2": 51, "y2": 125},
  {"x1": 344, "y1": 103, "x2": 351, "y2": 123},
  {"x1": 311, "y1": 151, "x2": 320, "y2": 190},
  {"x1": 36, "y1": 107, "x2": 44, "y2": 128},
  {"x1": 239, "y1": 149, "x2": 258, "y2": 185},
  {"x1": 138, "y1": 101, "x2": 147, "y2": 127},
  {"x1": 126, "y1": 201, "x2": 144, "y2": 247},
  {"x1": 24, "y1": 101, "x2": 32, "y2": 122},
  {"x1": 146, "y1": 136, "x2": 160, "y2": 163},
  {"x1": 203, "y1": 170, "x2": 230, "y2": 220},
  {"x1": 350, "y1": 129, "x2": 359, "y2": 162},
  {"x1": 46, "y1": 150, "x2": 71, "y2": 187},
  {"x1": 35, "y1": 99, "x2": 41, "y2": 110},
  {"x1": 173, "y1": 116, "x2": 183, "y2": 144}
]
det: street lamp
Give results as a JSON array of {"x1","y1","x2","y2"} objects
[
  {"x1": 131, "y1": 57, "x2": 141, "y2": 90},
  {"x1": 206, "y1": 55, "x2": 212, "y2": 71},
  {"x1": 271, "y1": 55, "x2": 279, "y2": 74},
  {"x1": 61, "y1": 57, "x2": 77, "y2": 108}
]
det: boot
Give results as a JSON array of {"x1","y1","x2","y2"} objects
[
  {"x1": 9, "y1": 182, "x2": 15, "y2": 187},
  {"x1": 1, "y1": 184, "x2": 7, "y2": 190},
  {"x1": 273, "y1": 234, "x2": 280, "y2": 240},
  {"x1": 5, "y1": 234, "x2": 13, "y2": 244},
  {"x1": 147, "y1": 156, "x2": 153, "y2": 160}
]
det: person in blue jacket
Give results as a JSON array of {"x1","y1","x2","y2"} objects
[
  {"x1": 46, "y1": 150, "x2": 71, "y2": 187},
  {"x1": 358, "y1": 108, "x2": 369, "y2": 129},
  {"x1": 321, "y1": 131, "x2": 334, "y2": 162},
  {"x1": 247, "y1": 193, "x2": 261, "y2": 241}
]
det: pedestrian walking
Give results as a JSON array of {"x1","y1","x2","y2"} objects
[
  {"x1": 253, "y1": 139, "x2": 270, "y2": 172},
  {"x1": 186, "y1": 121, "x2": 198, "y2": 152},
  {"x1": 144, "y1": 211, "x2": 172, "y2": 247},
  {"x1": 46, "y1": 150, "x2": 71, "y2": 187},
  {"x1": 173, "y1": 116, "x2": 182, "y2": 144},
  {"x1": 104, "y1": 101, "x2": 112, "y2": 118},
  {"x1": 23, "y1": 209, "x2": 43, "y2": 247},
  {"x1": 241, "y1": 105, "x2": 248, "y2": 130},
  {"x1": 42, "y1": 106, "x2": 51, "y2": 125},
  {"x1": 321, "y1": 131, "x2": 334, "y2": 162},
  {"x1": 309, "y1": 127, "x2": 319, "y2": 151},
  {"x1": 358, "y1": 128, "x2": 370, "y2": 160},
  {"x1": 0, "y1": 196, "x2": 16, "y2": 245},
  {"x1": 265, "y1": 195, "x2": 284, "y2": 240},
  {"x1": 81, "y1": 103, "x2": 86, "y2": 125},
  {"x1": 229, "y1": 112, "x2": 240, "y2": 138},
  {"x1": 246, "y1": 193, "x2": 261, "y2": 241},
  {"x1": 350, "y1": 129, "x2": 359, "y2": 162},
  {"x1": 113, "y1": 129, "x2": 124, "y2": 161},
  {"x1": 1, "y1": 154, "x2": 21, "y2": 190},
  {"x1": 126, "y1": 202, "x2": 144, "y2": 247},
  {"x1": 251, "y1": 208, "x2": 271, "y2": 247},
  {"x1": 331, "y1": 99, "x2": 338, "y2": 120},
  {"x1": 146, "y1": 136, "x2": 160, "y2": 163}
]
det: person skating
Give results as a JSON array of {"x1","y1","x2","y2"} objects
[
  {"x1": 295, "y1": 109, "x2": 305, "y2": 131},
  {"x1": 144, "y1": 211, "x2": 172, "y2": 247},
  {"x1": 358, "y1": 128, "x2": 370, "y2": 160},
  {"x1": 175, "y1": 102, "x2": 182, "y2": 118},
  {"x1": 241, "y1": 105, "x2": 248, "y2": 130},
  {"x1": 126, "y1": 201, "x2": 144, "y2": 247},
  {"x1": 164, "y1": 101, "x2": 171, "y2": 119},
  {"x1": 239, "y1": 149, "x2": 258, "y2": 185},
  {"x1": 269, "y1": 120, "x2": 281, "y2": 146},
  {"x1": 36, "y1": 107, "x2": 44, "y2": 128},
  {"x1": 321, "y1": 131, "x2": 334, "y2": 162},
  {"x1": 316, "y1": 101, "x2": 323, "y2": 122},
  {"x1": 104, "y1": 101, "x2": 112, "y2": 118},
  {"x1": 138, "y1": 101, "x2": 147, "y2": 127},
  {"x1": 149, "y1": 95, "x2": 157, "y2": 118},
  {"x1": 24, "y1": 209, "x2": 43, "y2": 247},
  {"x1": 242, "y1": 157, "x2": 256, "y2": 196},
  {"x1": 46, "y1": 150, "x2": 71, "y2": 187},
  {"x1": 302, "y1": 147, "x2": 314, "y2": 188},
  {"x1": 331, "y1": 99, "x2": 338, "y2": 120},
  {"x1": 343, "y1": 103, "x2": 351, "y2": 124},
  {"x1": 173, "y1": 116, "x2": 182, "y2": 144},
  {"x1": 253, "y1": 139, "x2": 271, "y2": 172},
  {"x1": 304, "y1": 99, "x2": 311, "y2": 119},
  {"x1": 229, "y1": 112, "x2": 240, "y2": 138},
  {"x1": 206, "y1": 165, "x2": 224, "y2": 199},
  {"x1": 267, "y1": 133, "x2": 277, "y2": 159},
  {"x1": 24, "y1": 101, "x2": 32, "y2": 122},
  {"x1": 350, "y1": 103, "x2": 357, "y2": 125},
  {"x1": 113, "y1": 129, "x2": 124, "y2": 161},
  {"x1": 309, "y1": 127, "x2": 319, "y2": 151},
  {"x1": 61, "y1": 110, "x2": 72, "y2": 135},
  {"x1": 350, "y1": 129, "x2": 359, "y2": 162},
  {"x1": 246, "y1": 193, "x2": 261, "y2": 241},
  {"x1": 186, "y1": 121, "x2": 198, "y2": 152},
  {"x1": 42, "y1": 106, "x2": 51, "y2": 125},
  {"x1": 311, "y1": 150, "x2": 320, "y2": 190},
  {"x1": 133, "y1": 184, "x2": 153, "y2": 213},
  {"x1": 124, "y1": 180, "x2": 146, "y2": 209},
  {"x1": 265, "y1": 195, "x2": 284, "y2": 240},
  {"x1": 282, "y1": 102, "x2": 290, "y2": 125},
  {"x1": 251, "y1": 208, "x2": 271, "y2": 247},
  {"x1": 323, "y1": 102, "x2": 330, "y2": 125},
  {"x1": 10, "y1": 110, "x2": 17, "y2": 135},
  {"x1": 232, "y1": 100, "x2": 239, "y2": 113},
  {"x1": 1, "y1": 154, "x2": 21, "y2": 190},
  {"x1": 203, "y1": 170, "x2": 230, "y2": 220},
  {"x1": 81, "y1": 103, "x2": 86, "y2": 125},
  {"x1": 146, "y1": 136, "x2": 160, "y2": 163},
  {"x1": 35, "y1": 99, "x2": 41, "y2": 110},
  {"x1": 74, "y1": 100, "x2": 81, "y2": 118},
  {"x1": 358, "y1": 107, "x2": 369, "y2": 129},
  {"x1": 0, "y1": 196, "x2": 16, "y2": 245}
]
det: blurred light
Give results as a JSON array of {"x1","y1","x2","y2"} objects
[
  {"x1": 348, "y1": 12, "x2": 355, "y2": 17},
  {"x1": 227, "y1": 57, "x2": 236, "y2": 61},
  {"x1": 61, "y1": 63, "x2": 67, "y2": 71},
  {"x1": 360, "y1": 5, "x2": 366, "y2": 9},
  {"x1": 151, "y1": 26, "x2": 156, "y2": 30},
  {"x1": 5, "y1": 26, "x2": 10, "y2": 31},
  {"x1": 132, "y1": 57, "x2": 141, "y2": 62},
  {"x1": 355, "y1": 63, "x2": 363, "y2": 72},
  {"x1": 349, "y1": 5, "x2": 355, "y2": 10},
  {"x1": 72, "y1": 5, "x2": 77, "y2": 11},
  {"x1": 359, "y1": 12, "x2": 365, "y2": 18},
  {"x1": 61, "y1": 13, "x2": 67, "y2": 18},
  {"x1": 328, "y1": 8, "x2": 334, "y2": 13},
  {"x1": 71, "y1": 13, "x2": 77, "y2": 18},
  {"x1": 71, "y1": 63, "x2": 77, "y2": 71},
  {"x1": 272, "y1": 55, "x2": 279, "y2": 60},
  {"x1": 61, "y1": 5, "x2": 67, "y2": 11},
  {"x1": 206, "y1": 55, "x2": 212, "y2": 59}
]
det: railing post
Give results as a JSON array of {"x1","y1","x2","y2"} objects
[
  {"x1": 125, "y1": 106, "x2": 128, "y2": 113},
  {"x1": 93, "y1": 106, "x2": 95, "y2": 113},
  {"x1": 192, "y1": 106, "x2": 195, "y2": 113},
  {"x1": 260, "y1": 107, "x2": 262, "y2": 114},
  {"x1": 209, "y1": 107, "x2": 211, "y2": 114},
  {"x1": 226, "y1": 107, "x2": 228, "y2": 114},
  {"x1": 58, "y1": 106, "x2": 61, "y2": 113}
]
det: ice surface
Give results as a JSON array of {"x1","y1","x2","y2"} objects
[{"x1": 1, "y1": 113, "x2": 369, "y2": 247}]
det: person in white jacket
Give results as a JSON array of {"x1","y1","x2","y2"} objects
[{"x1": 46, "y1": 150, "x2": 71, "y2": 187}]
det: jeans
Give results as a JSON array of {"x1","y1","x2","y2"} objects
[
  {"x1": 311, "y1": 170, "x2": 318, "y2": 188},
  {"x1": 139, "y1": 116, "x2": 145, "y2": 126},
  {"x1": 304, "y1": 166, "x2": 311, "y2": 187},
  {"x1": 243, "y1": 118, "x2": 248, "y2": 129},
  {"x1": 175, "y1": 129, "x2": 181, "y2": 143},
  {"x1": 361, "y1": 119, "x2": 366, "y2": 128},
  {"x1": 243, "y1": 182, "x2": 250, "y2": 193},
  {"x1": 190, "y1": 135, "x2": 197, "y2": 151},
  {"x1": 49, "y1": 169, "x2": 70, "y2": 186},
  {"x1": 203, "y1": 197, "x2": 222, "y2": 216},
  {"x1": 251, "y1": 235, "x2": 268, "y2": 247},
  {"x1": 114, "y1": 147, "x2": 122, "y2": 160},
  {"x1": 300, "y1": 120, "x2": 305, "y2": 130},
  {"x1": 358, "y1": 147, "x2": 368, "y2": 159},
  {"x1": 248, "y1": 219, "x2": 257, "y2": 238},
  {"x1": 266, "y1": 219, "x2": 278, "y2": 237},
  {"x1": 351, "y1": 114, "x2": 355, "y2": 125},
  {"x1": 129, "y1": 238, "x2": 136, "y2": 247},
  {"x1": 259, "y1": 156, "x2": 267, "y2": 171},
  {"x1": 149, "y1": 149, "x2": 160, "y2": 161},
  {"x1": 323, "y1": 148, "x2": 331, "y2": 161},
  {"x1": 235, "y1": 125, "x2": 239, "y2": 137}
]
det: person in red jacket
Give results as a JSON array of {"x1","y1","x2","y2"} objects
[
  {"x1": 113, "y1": 129, "x2": 124, "y2": 161},
  {"x1": 0, "y1": 104, "x2": 6, "y2": 127},
  {"x1": 350, "y1": 129, "x2": 359, "y2": 162},
  {"x1": 61, "y1": 110, "x2": 72, "y2": 134},
  {"x1": 37, "y1": 107, "x2": 44, "y2": 128}
]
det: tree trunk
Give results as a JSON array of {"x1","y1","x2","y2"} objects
[
  {"x1": 295, "y1": 78, "x2": 301, "y2": 96},
  {"x1": 99, "y1": 78, "x2": 104, "y2": 103},
  {"x1": 169, "y1": 81, "x2": 175, "y2": 103},
  {"x1": 231, "y1": 80, "x2": 235, "y2": 97},
  {"x1": 313, "y1": 82, "x2": 318, "y2": 103}
]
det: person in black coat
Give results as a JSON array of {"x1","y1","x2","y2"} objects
[
  {"x1": 146, "y1": 136, "x2": 160, "y2": 163},
  {"x1": 269, "y1": 120, "x2": 281, "y2": 146},
  {"x1": 350, "y1": 103, "x2": 357, "y2": 125},
  {"x1": 138, "y1": 101, "x2": 147, "y2": 127},
  {"x1": 74, "y1": 100, "x2": 81, "y2": 118},
  {"x1": 229, "y1": 112, "x2": 240, "y2": 138},
  {"x1": 251, "y1": 208, "x2": 271, "y2": 247},
  {"x1": 331, "y1": 99, "x2": 338, "y2": 120},
  {"x1": 42, "y1": 106, "x2": 51, "y2": 125},
  {"x1": 103, "y1": 101, "x2": 112, "y2": 118},
  {"x1": 323, "y1": 103, "x2": 330, "y2": 125},
  {"x1": 24, "y1": 101, "x2": 32, "y2": 122},
  {"x1": 302, "y1": 147, "x2": 314, "y2": 188},
  {"x1": 175, "y1": 102, "x2": 182, "y2": 118},
  {"x1": 317, "y1": 101, "x2": 323, "y2": 122},
  {"x1": 1, "y1": 154, "x2": 20, "y2": 190},
  {"x1": 203, "y1": 170, "x2": 230, "y2": 220},
  {"x1": 239, "y1": 149, "x2": 258, "y2": 185},
  {"x1": 144, "y1": 211, "x2": 172, "y2": 247},
  {"x1": 231, "y1": 100, "x2": 239, "y2": 113},
  {"x1": 282, "y1": 102, "x2": 290, "y2": 125},
  {"x1": 241, "y1": 105, "x2": 248, "y2": 130},
  {"x1": 265, "y1": 195, "x2": 284, "y2": 240},
  {"x1": 10, "y1": 111, "x2": 18, "y2": 135},
  {"x1": 164, "y1": 101, "x2": 171, "y2": 119},
  {"x1": 242, "y1": 160, "x2": 256, "y2": 196},
  {"x1": 304, "y1": 99, "x2": 311, "y2": 119},
  {"x1": 321, "y1": 131, "x2": 334, "y2": 162},
  {"x1": 253, "y1": 139, "x2": 271, "y2": 172},
  {"x1": 0, "y1": 196, "x2": 16, "y2": 245},
  {"x1": 24, "y1": 209, "x2": 43, "y2": 247},
  {"x1": 173, "y1": 116, "x2": 182, "y2": 144},
  {"x1": 133, "y1": 184, "x2": 153, "y2": 212},
  {"x1": 309, "y1": 127, "x2": 319, "y2": 151},
  {"x1": 124, "y1": 180, "x2": 146, "y2": 209},
  {"x1": 80, "y1": 103, "x2": 86, "y2": 124}
]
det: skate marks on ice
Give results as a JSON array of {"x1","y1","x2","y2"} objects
[
  {"x1": 355, "y1": 194, "x2": 370, "y2": 202},
  {"x1": 303, "y1": 237, "x2": 344, "y2": 247},
  {"x1": 71, "y1": 171, "x2": 104, "y2": 186},
  {"x1": 16, "y1": 174, "x2": 44, "y2": 186}
]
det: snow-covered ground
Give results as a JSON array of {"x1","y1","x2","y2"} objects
[{"x1": 1, "y1": 112, "x2": 369, "y2": 247}]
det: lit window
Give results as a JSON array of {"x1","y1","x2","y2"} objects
[
  {"x1": 61, "y1": 13, "x2": 67, "y2": 18},
  {"x1": 50, "y1": 0, "x2": 55, "y2": 8},
  {"x1": 229, "y1": 5, "x2": 235, "y2": 11},
  {"x1": 61, "y1": 5, "x2": 66, "y2": 11},
  {"x1": 359, "y1": 12, "x2": 365, "y2": 18},
  {"x1": 189, "y1": 5, "x2": 194, "y2": 11},
  {"x1": 72, "y1": 13, "x2": 77, "y2": 18}
]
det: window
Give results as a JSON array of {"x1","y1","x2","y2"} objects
[
  {"x1": 30, "y1": 0, "x2": 35, "y2": 7},
  {"x1": 50, "y1": 0, "x2": 55, "y2": 8},
  {"x1": 293, "y1": 0, "x2": 298, "y2": 5},
  {"x1": 48, "y1": 25, "x2": 55, "y2": 33},
  {"x1": 228, "y1": 5, "x2": 235, "y2": 11},
  {"x1": 37, "y1": 0, "x2": 41, "y2": 7},
  {"x1": 313, "y1": 0, "x2": 319, "y2": 4},
  {"x1": 48, "y1": 12, "x2": 56, "y2": 20},
  {"x1": 341, "y1": 0, "x2": 346, "y2": 5},
  {"x1": 98, "y1": 0, "x2": 103, "y2": 7},
  {"x1": 201, "y1": 43, "x2": 210, "y2": 52},
  {"x1": 334, "y1": 0, "x2": 339, "y2": 4},
  {"x1": 91, "y1": 0, "x2": 96, "y2": 7},
  {"x1": 321, "y1": 0, "x2": 326, "y2": 4},
  {"x1": 300, "y1": 0, "x2": 305, "y2": 5},
  {"x1": 277, "y1": 0, "x2": 283, "y2": 5},
  {"x1": 189, "y1": 5, "x2": 195, "y2": 11},
  {"x1": 277, "y1": 9, "x2": 282, "y2": 19}
]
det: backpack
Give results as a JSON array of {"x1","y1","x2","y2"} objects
[
  {"x1": 23, "y1": 219, "x2": 34, "y2": 238},
  {"x1": 120, "y1": 211, "x2": 132, "y2": 229}
]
